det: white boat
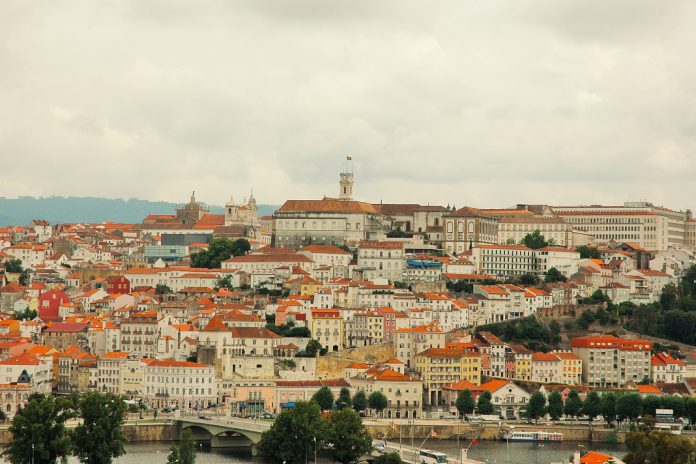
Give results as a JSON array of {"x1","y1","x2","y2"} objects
[{"x1": 503, "y1": 430, "x2": 563, "y2": 443}]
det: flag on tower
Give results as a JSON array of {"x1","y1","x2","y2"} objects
[{"x1": 346, "y1": 156, "x2": 352, "y2": 160}]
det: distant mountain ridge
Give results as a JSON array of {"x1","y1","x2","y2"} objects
[{"x1": 0, "y1": 196, "x2": 278, "y2": 226}]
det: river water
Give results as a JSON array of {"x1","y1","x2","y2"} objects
[{"x1": 0, "y1": 441, "x2": 626, "y2": 464}]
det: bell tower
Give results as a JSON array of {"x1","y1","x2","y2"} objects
[{"x1": 339, "y1": 172, "x2": 354, "y2": 201}]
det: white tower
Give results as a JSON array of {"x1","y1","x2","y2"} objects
[
  {"x1": 339, "y1": 172, "x2": 354, "y2": 201},
  {"x1": 224, "y1": 196, "x2": 238, "y2": 226}
]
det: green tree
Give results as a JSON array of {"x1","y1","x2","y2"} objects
[
  {"x1": 576, "y1": 310, "x2": 597, "y2": 329},
  {"x1": 368, "y1": 392, "x2": 388, "y2": 417},
  {"x1": 476, "y1": 391, "x2": 494, "y2": 415},
  {"x1": 191, "y1": 238, "x2": 250, "y2": 269},
  {"x1": 166, "y1": 444, "x2": 179, "y2": 464},
  {"x1": 522, "y1": 230, "x2": 549, "y2": 250},
  {"x1": 178, "y1": 428, "x2": 196, "y2": 464},
  {"x1": 14, "y1": 308, "x2": 37, "y2": 321},
  {"x1": 601, "y1": 393, "x2": 617, "y2": 425},
  {"x1": 685, "y1": 397, "x2": 696, "y2": 429},
  {"x1": 214, "y1": 275, "x2": 234, "y2": 291},
  {"x1": 304, "y1": 340, "x2": 322, "y2": 357},
  {"x1": 547, "y1": 391, "x2": 564, "y2": 422},
  {"x1": 374, "y1": 452, "x2": 403, "y2": 464},
  {"x1": 4, "y1": 258, "x2": 23, "y2": 273},
  {"x1": 527, "y1": 392, "x2": 547, "y2": 424},
  {"x1": 563, "y1": 390, "x2": 583, "y2": 420},
  {"x1": 3, "y1": 393, "x2": 73, "y2": 464},
  {"x1": 617, "y1": 393, "x2": 643, "y2": 424},
  {"x1": 312, "y1": 386, "x2": 334, "y2": 411},
  {"x1": 336, "y1": 387, "x2": 352, "y2": 410},
  {"x1": 660, "y1": 283, "x2": 679, "y2": 310},
  {"x1": 72, "y1": 392, "x2": 126, "y2": 464},
  {"x1": 582, "y1": 391, "x2": 602, "y2": 424},
  {"x1": 326, "y1": 408, "x2": 373, "y2": 464},
  {"x1": 545, "y1": 267, "x2": 567, "y2": 283},
  {"x1": 258, "y1": 401, "x2": 326, "y2": 464},
  {"x1": 681, "y1": 265, "x2": 696, "y2": 299},
  {"x1": 352, "y1": 391, "x2": 367, "y2": 413},
  {"x1": 519, "y1": 273, "x2": 538, "y2": 286},
  {"x1": 576, "y1": 245, "x2": 601, "y2": 259},
  {"x1": 155, "y1": 284, "x2": 172, "y2": 295},
  {"x1": 624, "y1": 429, "x2": 696, "y2": 464},
  {"x1": 455, "y1": 390, "x2": 475, "y2": 417},
  {"x1": 642, "y1": 395, "x2": 662, "y2": 417}
]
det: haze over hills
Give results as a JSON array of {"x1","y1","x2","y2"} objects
[{"x1": 0, "y1": 197, "x2": 278, "y2": 226}]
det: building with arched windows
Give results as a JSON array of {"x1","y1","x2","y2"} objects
[{"x1": 442, "y1": 207, "x2": 499, "y2": 255}]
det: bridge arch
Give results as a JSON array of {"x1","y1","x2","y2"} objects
[{"x1": 180, "y1": 423, "x2": 258, "y2": 452}]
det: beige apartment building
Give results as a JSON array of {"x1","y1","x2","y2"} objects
[
  {"x1": 350, "y1": 368, "x2": 423, "y2": 419},
  {"x1": 415, "y1": 347, "x2": 482, "y2": 407},
  {"x1": 552, "y1": 202, "x2": 691, "y2": 251},
  {"x1": 442, "y1": 207, "x2": 499, "y2": 255},
  {"x1": 571, "y1": 335, "x2": 652, "y2": 387}
]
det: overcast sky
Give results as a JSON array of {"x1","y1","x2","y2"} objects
[{"x1": 2, "y1": 1, "x2": 696, "y2": 210}]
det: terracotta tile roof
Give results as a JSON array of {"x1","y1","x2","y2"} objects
[
  {"x1": 571, "y1": 335, "x2": 652, "y2": 351},
  {"x1": 652, "y1": 352, "x2": 686, "y2": 367},
  {"x1": 636, "y1": 384, "x2": 663, "y2": 395},
  {"x1": 275, "y1": 379, "x2": 350, "y2": 387},
  {"x1": 301, "y1": 245, "x2": 351, "y2": 255},
  {"x1": 278, "y1": 199, "x2": 379, "y2": 214},
  {"x1": 147, "y1": 359, "x2": 210, "y2": 368},
  {"x1": 224, "y1": 253, "x2": 312, "y2": 264},
  {"x1": 442, "y1": 379, "x2": 478, "y2": 391},
  {"x1": 477, "y1": 379, "x2": 510, "y2": 393},
  {"x1": 0, "y1": 353, "x2": 42, "y2": 366}
]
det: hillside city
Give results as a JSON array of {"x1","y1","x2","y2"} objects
[{"x1": 2, "y1": 169, "x2": 696, "y2": 439}]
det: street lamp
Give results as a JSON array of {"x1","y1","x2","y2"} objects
[
  {"x1": 31, "y1": 443, "x2": 34, "y2": 464},
  {"x1": 506, "y1": 425, "x2": 515, "y2": 464},
  {"x1": 313, "y1": 436, "x2": 317, "y2": 464}
]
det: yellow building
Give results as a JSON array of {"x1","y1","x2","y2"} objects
[
  {"x1": 415, "y1": 347, "x2": 481, "y2": 407},
  {"x1": 552, "y1": 351, "x2": 582, "y2": 385},
  {"x1": 310, "y1": 309, "x2": 344, "y2": 352}
]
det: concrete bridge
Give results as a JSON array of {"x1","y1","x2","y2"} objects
[{"x1": 175, "y1": 416, "x2": 271, "y2": 455}]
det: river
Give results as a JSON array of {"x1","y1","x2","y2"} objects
[{"x1": 0, "y1": 441, "x2": 626, "y2": 464}]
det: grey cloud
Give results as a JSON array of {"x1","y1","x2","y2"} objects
[{"x1": 1, "y1": 1, "x2": 696, "y2": 212}]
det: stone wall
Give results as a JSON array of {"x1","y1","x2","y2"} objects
[
  {"x1": 0, "y1": 423, "x2": 178, "y2": 445},
  {"x1": 365, "y1": 422, "x2": 626, "y2": 444},
  {"x1": 316, "y1": 341, "x2": 395, "y2": 379}
]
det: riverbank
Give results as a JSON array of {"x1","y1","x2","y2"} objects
[
  {"x1": 0, "y1": 419, "x2": 626, "y2": 446},
  {"x1": 364, "y1": 422, "x2": 625, "y2": 444},
  {"x1": 0, "y1": 422, "x2": 178, "y2": 445}
]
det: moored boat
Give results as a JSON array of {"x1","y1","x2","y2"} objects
[{"x1": 502, "y1": 430, "x2": 563, "y2": 443}]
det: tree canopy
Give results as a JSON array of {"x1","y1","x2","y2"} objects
[
  {"x1": 368, "y1": 392, "x2": 388, "y2": 416},
  {"x1": 455, "y1": 390, "x2": 475, "y2": 417},
  {"x1": 547, "y1": 391, "x2": 563, "y2": 421},
  {"x1": 521, "y1": 230, "x2": 548, "y2": 249},
  {"x1": 544, "y1": 267, "x2": 567, "y2": 283},
  {"x1": 71, "y1": 392, "x2": 126, "y2": 464},
  {"x1": 352, "y1": 391, "x2": 367, "y2": 412},
  {"x1": 476, "y1": 391, "x2": 494, "y2": 415},
  {"x1": 527, "y1": 392, "x2": 547, "y2": 423},
  {"x1": 563, "y1": 390, "x2": 583, "y2": 420},
  {"x1": 582, "y1": 391, "x2": 602, "y2": 423},
  {"x1": 3, "y1": 393, "x2": 73, "y2": 464},
  {"x1": 312, "y1": 386, "x2": 334, "y2": 411},
  {"x1": 624, "y1": 429, "x2": 696, "y2": 464},
  {"x1": 4, "y1": 258, "x2": 23, "y2": 273},
  {"x1": 576, "y1": 245, "x2": 601, "y2": 259},
  {"x1": 258, "y1": 401, "x2": 326, "y2": 464},
  {"x1": 336, "y1": 387, "x2": 352, "y2": 410},
  {"x1": 325, "y1": 408, "x2": 373, "y2": 464},
  {"x1": 190, "y1": 238, "x2": 250, "y2": 269}
]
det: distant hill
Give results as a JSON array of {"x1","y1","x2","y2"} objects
[{"x1": 0, "y1": 196, "x2": 278, "y2": 226}]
